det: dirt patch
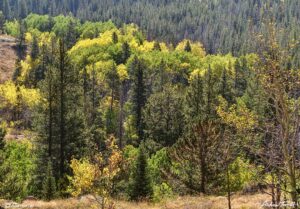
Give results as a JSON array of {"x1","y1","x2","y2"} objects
[{"x1": 0, "y1": 35, "x2": 17, "y2": 83}]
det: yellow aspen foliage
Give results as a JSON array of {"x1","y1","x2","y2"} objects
[
  {"x1": 69, "y1": 36, "x2": 112, "y2": 53},
  {"x1": 68, "y1": 158, "x2": 98, "y2": 197},
  {"x1": 217, "y1": 96, "x2": 257, "y2": 132},
  {"x1": 39, "y1": 32, "x2": 54, "y2": 46},
  {"x1": 19, "y1": 56, "x2": 33, "y2": 83},
  {"x1": 176, "y1": 39, "x2": 206, "y2": 57},
  {"x1": 138, "y1": 41, "x2": 155, "y2": 52},
  {"x1": 92, "y1": 60, "x2": 115, "y2": 83},
  {"x1": 25, "y1": 32, "x2": 33, "y2": 43},
  {"x1": 68, "y1": 136, "x2": 122, "y2": 201},
  {"x1": 0, "y1": 81, "x2": 41, "y2": 109},
  {"x1": 117, "y1": 64, "x2": 128, "y2": 81},
  {"x1": 189, "y1": 69, "x2": 206, "y2": 80},
  {"x1": 0, "y1": 81, "x2": 18, "y2": 107},
  {"x1": 138, "y1": 41, "x2": 169, "y2": 52}
]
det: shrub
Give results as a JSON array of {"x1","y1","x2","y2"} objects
[
  {"x1": 152, "y1": 183, "x2": 173, "y2": 202},
  {"x1": 0, "y1": 140, "x2": 35, "y2": 201}
]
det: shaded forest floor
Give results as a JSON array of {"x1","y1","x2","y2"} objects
[
  {"x1": 0, "y1": 35, "x2": 17, "y2": 83},
  {"x1": 0, "y1": 193, "x2": 269, "y2": 209}
]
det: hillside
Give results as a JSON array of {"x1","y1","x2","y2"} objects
[
  {"x1": 1, "y1": 0, "x2": 300, "y2": 63},
  {"x1": 0, "y1": 7, "x2": 299, "y2": 209},
  {"x1": 0, "y1": 35, "x2": 17, "y2": 83}
]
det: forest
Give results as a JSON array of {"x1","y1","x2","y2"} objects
[{"x1": 0, "y1": 1, "x2": 300, "y2": 209}]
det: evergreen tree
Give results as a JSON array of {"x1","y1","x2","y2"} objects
[
  {"x1": 42, "y1": 160, "x2": 57, "y2": 200},
  {"x1": 17, "y1": 20, "x2": 26, "y2": 58},
  {"x1": 144, "y1": 85, "x2": 184, "y2": 147},
  {"x1": 65, "y1": 19, "x2": 78, "y2": 49},
  {"x1": 130, "y1": 56, "x2": 146, "y2": 143},
  {"x1": 121, "y1": 41, "x2": 130, "y2": 64},
  {"x1": 153, "y1": 41, "x2": 161, "y2": 51},
  {"x1": 0, "y1": 11, "x2": 4, "y2": 34},
  {"x1": 184, "y1": 41, "x2": 192, "y2": 52},
  {"x1": 0, "y1": 123, "x2": 6, "y2": 150},
  {"x1": 130, "y1": 144, "x2": 152, "y2": 201},
  {"x1": 18, "y1": 0, "x2": 27, "y2": 19},
  {"x1": 234, "y1": 59, "x2": 247, "y2": 98},
  {"x1": 3, "y1": 0, "x2": 9, "y2": 19},
  {"x1": 112, "y1": 31, "x2": 118, "y2": 44},
  {"x1": 219, "y1": 68, "x2": 233, "y2": 104},
  {"x1": 31, "y1": 35, "x2": 39, "y2": 60}
]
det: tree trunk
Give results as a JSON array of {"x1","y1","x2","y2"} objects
[{"x1": 226, "y1": 165, "x2": 231, "y2": 209}]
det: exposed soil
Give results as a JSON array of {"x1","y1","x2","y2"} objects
[{"x1": 0, "y1": 35, "x2": 17, "y2": 83}]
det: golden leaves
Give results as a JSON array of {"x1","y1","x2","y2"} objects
[{"x1": 217, "y1": 96, "x2": 257, "y2": 132}]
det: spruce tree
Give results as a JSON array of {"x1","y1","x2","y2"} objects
[
  {"x1": 3, "y1": 0, "x2": 9, "y2": 19},
  {"x1": 112, "y1": 31, "x2": 118, "y2": 44},
  {"x1": 131, "y1": 56, "x2": 146, "y2": 143},
  {"x1": 130, "y1": 144, "x2": 152, "y2": 201},
  {"x1": 0, "y1": 123, "x2": 6, "y2": 150},
  {"x1": 31, "y1": 35, "x2": 39, "y2": 60},
  {"x1": 42, "y1": 161, "x2": 57, "y2": 200},
  {"x1": 18, "y1": 0, "x2": 27, "y2": 19},
  {"x1": 153, "y1": 41, "x2": 161, "y2": 51},
  {"x1": 184, "y1": 40, "x2": 192, "y2": 52},
  {"x1": 121, "y1": 41, "x2": 131, "y2": 64},
  {"x1": 0, "y1": 11, "x2": 4, "y2": 34}
]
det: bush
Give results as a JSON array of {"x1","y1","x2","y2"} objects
[
  {"x1": 0, "y1": 140, "x2": 35, "y2": 201},
  {"x1": 152, "y1": 183, "x2": 173, "y2": 202}
]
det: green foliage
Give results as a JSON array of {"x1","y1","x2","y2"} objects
[
  {"x1": 30, "y1": 35, "x2": 39, "y2": 60},
  {"x1": 42, "y1": 161, "x2": 57, "y2": 200},
  {"x1": 144, "y1": 85, "x2": 184, "y2": 147},
  {"x1": 4, "y1": 19, "x2": 19, "y2": 37},
  {"x1": 0, "y1": 12, "x2": 292, "y2": 203},
  {"x1": 221, "y1": 157, "x2": 260, "y2": 193},
  {"x1": 0, "y1": 122, "x2": 6, "y2": 150},
  {"x1": 0, "y1": 11, "x2": 4, "y2": 34},
  {"x1": 0, "y1": 140, "x2": 35, "y2": 201},
  {"x1": 130, "y1": 144, "x2": 152, "y2": 201},
  {"x1": 25, "y1": 14, "x2": 53, "y2": 32},
  {"x1": 152, "y1": 183, "x2": 173, "y2": 202}
]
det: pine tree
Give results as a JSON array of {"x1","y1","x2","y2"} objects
[
  {"x1": 18, "y1": 0, "x2": 27, "y2": 19},
  {"x1": 219, "y1": 68, "x2": 233, "y2": 104},
  {"x1": 184, "y1": 40, "x2": 192, "y2": 52},
  {"x1": 121, "y1": 41, "x2": 131, "y2": 64},
  {"x1": 0, "y1": 11, "x2": 4, "y2": 34},
  {"x1": 130, "y1": 144, "x2": 152, "y2": 201},
  {"x1": 153, "y1": 41, "x2": 161, "y2": 51},
  {"x1": 0, "y1": 123, "x2": 6, "y2": 150},
  {"x1": 65, "y1": 19, "x2": 78, "y2": 49},
  {"x1": 42, "y1": 161, "x2": 57, "y2": 200},
  {"x1": 17, "y1": 20, "x2": 26, "y2": 58},
  {"x1": 131, "y1": 56, "x2": 146, "y2": 143},
  {"x1": 112, "y1": 31, "x2": 118, "y2": 44},
  {"x1": 234, "y1": 59, "x2": 247, "y2": 98},
  {"x1": 31, "y1": 35, "x2": 39, "y2": 60},
  {"x1": 3, "y1": 0, "x2": 10, "y2": 19}
]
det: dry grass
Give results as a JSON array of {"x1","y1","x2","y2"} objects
[
  {"x1": 116, "y1": 193, "x2": 268, "y2": 209},
  {"x1": 0, "y1": 34, "x2": 17, "y2": 83},
  {"x1": 0, "y1": 193, "x2": 269, "y2": 209}
]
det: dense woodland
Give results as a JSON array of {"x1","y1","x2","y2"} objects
[
  {"x1": 0, "y1": 0, "x2": 300, "y2": 62},
  {"x1": 0, "y1": 3, "x2": 300, "y2": 209}
]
